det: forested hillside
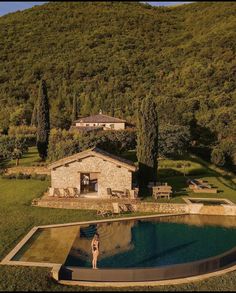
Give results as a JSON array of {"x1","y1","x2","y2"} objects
[{"x1": 0, "y1": 1, "x2": 235, "y2": 164}]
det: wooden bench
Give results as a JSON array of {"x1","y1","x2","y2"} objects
[{"x1": 152, "y1": 185, "x2": 172, "y2": 200}]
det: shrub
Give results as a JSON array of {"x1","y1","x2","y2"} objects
[
  {"x1": 48, "y1": 128, "x2": 80, "y2": 162},
  {"x1": 48, "y1": 128, "x2": 137, "y2": 162},
  {"x1": 14, "y1": 173, "x2": 30, "y2": 179},
  {"x1": 159, "y1": 124, "x2": 191, "y2": 158},
  {"x1": 1, "y1": 172, "x2": 49, "y2": 180},
  {"x1": 8, "y1": 125, "x2": 37, "y2": 136},
  {"x1": 31, "y1": 173, "x2": 48, "y2": 181},
  {"x1": 80, "y1": 129, "x2": 137, "y2": 155},
  {"x1": 211, "y1": 148, "x2": 225, "y2": 167},
  {"x1": 0, "y1": 135, "x2": 28, "y2": 165}
]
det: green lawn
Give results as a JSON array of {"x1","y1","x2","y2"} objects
[
  {"x1": 0, "y1": 149, "x2": 236, "y2": 290},
  {"x1": 123, "y1": 150, "x2": 236, "y2": 204}
]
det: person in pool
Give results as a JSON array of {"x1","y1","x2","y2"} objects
[{"x1": 91, "y1": 233, "x2": 99, "y2": 269}]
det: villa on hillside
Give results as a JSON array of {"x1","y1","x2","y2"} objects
[
  {"x1": 70, "y1": 111, "x2": 134, "y2": 132},
  {"x1": 48, "y1": 147, "x2": 138, "y2": 199}
]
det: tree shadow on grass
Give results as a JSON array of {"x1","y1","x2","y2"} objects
[{"x1": 216, "y1": 176, "x2": 236, "y2": 191}]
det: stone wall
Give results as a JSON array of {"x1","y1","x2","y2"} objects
[
  {"x1": 51, "y1": 156, "x2": 132, "y2": 198},
  {"x1": 35, "y1": 197, "x2": 236, "y2": 216},
  {"x1": 35, "y1": 197, "x2": 188, "y2": 214}
]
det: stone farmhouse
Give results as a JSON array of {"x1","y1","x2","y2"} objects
[
  {"x1": 70, "y1": 111, "x2": 133, "y2": 132},
  {"x1": 48, "y1": 147, "x2": 137, "y2": 199}
]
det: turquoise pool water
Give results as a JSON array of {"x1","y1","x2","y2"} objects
[
  {"x1": 11, "y1": 215, "x2": 236, "y2": 268},
  {"x1": 64, "y1": 215, "x2": 236, "y2": 268}
]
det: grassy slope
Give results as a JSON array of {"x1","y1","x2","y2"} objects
[
  {"x1": 0, "y1": 2, "x2": 235, "y2": 145},
  {"x1": 0, "y1": 178, "x2": 236, "y2": 291},
  {"x1": 122, "y1": 150, "x2": 236, "y2": 203}
]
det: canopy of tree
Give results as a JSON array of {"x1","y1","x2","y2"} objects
[{"x1": 0, "y1": 2, "x2": 235, "y2": 163}]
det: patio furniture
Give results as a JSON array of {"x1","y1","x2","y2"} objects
[
  {"x1": 119, "y1": 203, "x2": 129, "y2": 212},
  {"x1": 68, "y1": 187, "x2": 79, "y2": 198},
  {"x1": 188, "y1": 179, "x2": 218, "y2": 194},
  {"x1": 48, "y1": 187, "x2": 55, "y2": 196},
  {"x1": 112, "y1": 190, "x2": 127, "y2": 198},
  {"x1": 97, "y1": 208, "x2": 112, "y2": 217},
  {"x1": 129, "y1": 188, "x2": 139, "y2": 199},
  {"x1": 107, "y1": 188, "x2": 113, "y2": 196},
  {"x1": 125, "y1": 203, "x2": 137, "y2": 212},
  {"x1": 58, "y1": 188, "x2": 65, "y2": 197},
  {"x1": 64, "y1": 188, "x2": 70, "y2": 197},
  {"x1": 112, "y1": 202, "x2": 121, "y2": 214},
  {"x1": 124, "y1": 189, "x2": 130, "y2": 197},
  {"x1": 152, "y1": 184, "x2": 172, "y2": 200},
  {"x1": 54, "y1": 188, "x2": 60, "y2": 197}
]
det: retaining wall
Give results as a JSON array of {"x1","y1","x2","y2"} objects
[{"x1": 35, "y1": 197, "x2": 236, "y2": 216}]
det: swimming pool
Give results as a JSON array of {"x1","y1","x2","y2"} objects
[
  {"x1": 183, "y1": 197, "x2": 234, "y2": 206},
  {"x1": 5, "y1": 214, "x2": 236, "y2": 282}
]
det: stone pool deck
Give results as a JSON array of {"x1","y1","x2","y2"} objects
[{"x1": 34, "y1": 196, "x2": 236, "y2": 216}]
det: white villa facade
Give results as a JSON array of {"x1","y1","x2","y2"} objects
[{"x1": 71, "y1": 112, "x2": 131, "y2": 131}]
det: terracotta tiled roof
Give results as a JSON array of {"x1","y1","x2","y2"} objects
[
  {"x1": 75, "y1": 114, "x2": 126, "y2": 123},
  {"x1": 48, "y1": 147, "x2": 137, "y2": 171}
]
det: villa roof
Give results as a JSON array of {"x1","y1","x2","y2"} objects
[
  {"x1": 74, "y1": 113, "x2": 126, "y2": 124},
  {"x1": 48, "y1": 147, "x2": 137, "y2": 171}
]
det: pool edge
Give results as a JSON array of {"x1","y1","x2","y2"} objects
[
  {"x1": 56, "y1": 263, "x2": 236, "y2": 288},
  {"x1": 0, "y1": 212, "x2": 187, "y2": 267}
]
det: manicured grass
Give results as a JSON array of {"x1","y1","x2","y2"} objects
[
  {"x1": 144, "y1": 174, "x2": 236, "y2": 204},
  {"x1": 138, "y1": 153, "x2": 236, "y2": 204},
  {"x1": 1, "y1": 146, "x2": 46, "y2": 168}
]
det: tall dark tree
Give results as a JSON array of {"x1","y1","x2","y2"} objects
[
  {"x1": 31, "y1": 101, "x2": 38, "y2": 126},
  {"x1": 137, "y1": 95, "x2": 159, "y2": 188},
  {"x1": 71, "y1": 93, "x2": 78, "y2": 122},
  {"x1": 37, "y1": 79, "x2": 50, "y2": 161}
]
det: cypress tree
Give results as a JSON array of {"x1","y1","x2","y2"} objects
[
  {"x1": 31, "y1": 101, "x2": 38, "y2": 126},
  {"x1": 137, "y1": 95, "x2": 158, "y2": 188},
  {"x1": 71, "y1": 93, "x2": 78, "y2": 122},
  {"x1": 37, "y1": 79, "x2": 50, "y2": 161}
]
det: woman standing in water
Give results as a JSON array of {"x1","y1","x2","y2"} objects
[{"x1": 91, "y1": 233, "x2": 99, "y2": 269}]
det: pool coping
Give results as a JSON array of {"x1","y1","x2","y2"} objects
[
  {"x1": 0, "y1": 212, "x2": 187, "y2": 267},
  {"x1": 57, "y1": 263, "x2": 236, "y2": 287}
]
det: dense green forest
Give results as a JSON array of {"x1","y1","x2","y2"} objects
[{"x1": 0, "y1": 2, "x2": 235, "y2": 166}]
